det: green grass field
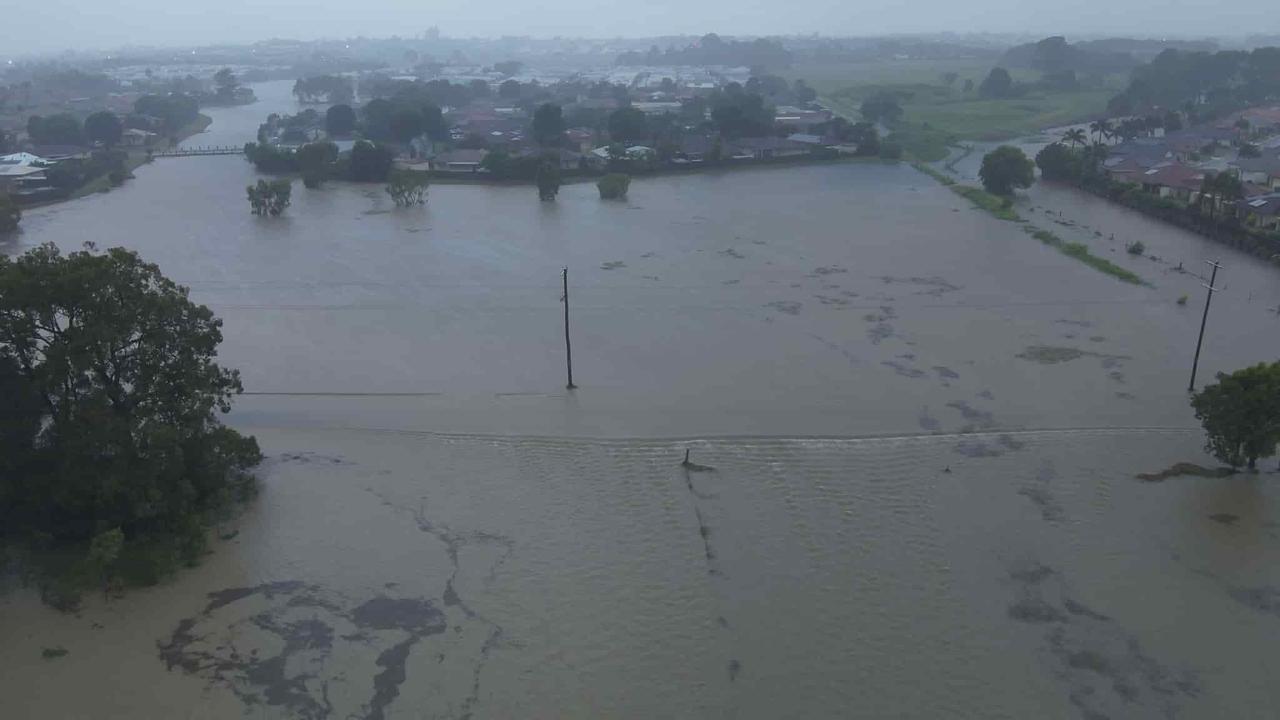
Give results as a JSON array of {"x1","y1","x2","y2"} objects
[{"x1": 790, "y1": 59, "x2": 1124, "y2": 144}]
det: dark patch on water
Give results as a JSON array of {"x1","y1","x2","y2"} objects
[
  {"x1": 368, "y1": 637, "x2": 417, "y2": 720},
  {"x1": 1115, "y1": 392, "x2": 1136, "y2": 400},
  {"x1": 1010, "y1": 564, "x2": 1054, "y2": 585},
  {"x1": 718, "y1": 248, "x2": 745, "y2": 259},
  {"x1": 1089, "y1": 336, "x2": 1107, "y2": 342},
  {"x1": 1208, "y1": 513, "x2": 1239, "y2": 526},
  {"x1": 997, "y1": 434, "x2": 1025, "y2": 451},
  {"x1": 945, "y1": 401, "x2": 995, "y2": 427},
  {"x1": 918, "y1": 408, "x2": 941, "y2": 432},
  {"x1": 600, "y1": 261, "x2": 626, "y2": 270},
  {"x1": 728, "y1": 659, "x2": 742, "y2": 682},
  {"x1": 812, "y1": 265, "x2": 848, "y2": 276},
  {"x1": 1055, "y1": 319, "x2": 1093, "y2": 328},
  {"x1": 1017, "y1": 346, "x2": 1086, "y2": 364},
  {"x1": 954, "y1": 440, "x2": 1002, "y2": 458},
  {"x1": 1227, "y1": 585, "x2": 1280, "y2": 617},
  {"x1": 1008, "y1": 598, "x2": 1067, "y2": 623},
  {"x1": 1018, "y1": 486, "x2": 1065, "y2": 522},
  {"x1": 814, "y1": 294, "x2": 851, "y2": 307},
  {"x1": 275, "y1": 452, "x2": 350, "y2": 467},
  {"x1": 721, "y1": 279, "x2": 740, "y2": 285},
  {"x1": 978, "y1": 390, "x2": 995, "y2": 400},
  {"x1": 867, "y1": 323, "x2": 894, "y2": 344},
  {"x1": 765, "y1": 300, "x2": 802, "y2": 316},
  {"x1": 881, "y1": 360, "x2": 925, "y2": 379},
  {"x1": 933, "y1": 366, "x2": 960, "y2": 380},
  {"x1": 1064, "y1": 598, "x2": 1111, "y2": 621},
  {"x1": 877, "y1": 275, "x2": 961, "y2": 297}
]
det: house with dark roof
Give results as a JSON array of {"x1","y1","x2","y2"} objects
[
  {"x1": 725, "y1": 136, "x2": 810, "y2": 160},
  {"x1": 1138, "y1": 163, "x2": 1206, "y2": 201},
  {"x1": 1239, "y1": 193, "x2": 1280, "y2": 231},
  {"x1": 1230, "y1": 154, "x2": 1280, "y2": 191}
]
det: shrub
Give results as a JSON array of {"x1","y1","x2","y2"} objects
[
  {"x1": 1126, "y1": 240, "x2": 1146, "y2": 255},
  {"x1": 597, "y1": 173, "x2": 631, "y2": 200},
  {"x1": 386, "y1": 169, "x2": 429, "y2": 206},
  {"x1": 246, "y1": 179, "x2": 292, "y2": 216}
]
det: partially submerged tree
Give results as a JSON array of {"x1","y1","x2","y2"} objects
[
  {"x1": 1192, "y1": 362, "x2": 1280, "y2": 469},
  {"x1": 979, "y1": 146, "x2": 1035, "y2": 196},
  {"x1": 386, "y1": 169, "x2": 429, "y2": 206},
  {"x1": 246, "y1": 179, "x2": 292, "y2": 216},
  {"x1": 536, "y1": 160, "x2": 561, "y2": 201},
  {"x1": 84, "y1": 111, "x2": 123, "y2": 147},
  {"x1": 597, "y1": 173, "x2": 631, "y2": 200},
  {"x1": 296, "y1": 141, "x2": 338, "y2": 188},
  {"x1": 0, "y1": 193, "x2": 20, "y2": 232},
  {"x1": 0, "y1": 244, "x2": 261, "y2": 601}
]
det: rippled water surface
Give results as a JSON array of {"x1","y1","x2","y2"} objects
[{"x1": 4, "y1": 83, "x2": 1280, "y2": 718}]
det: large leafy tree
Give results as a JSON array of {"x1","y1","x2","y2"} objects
[
  {"x1": 27, "y1": 113, "x2": 83, "y2": 145},
  {"x1": 978, "y1": 67, "x2": 1015, "y2": 98},
  {"x1": 859, "y1": 92, "x2": 903, "y2": 124},
  {"x1": 608, "y1": 107, "x2": 649, "y2": 144},
  {"x1": 0, "y1": 244, "x2": 261, "y2": 584},
  {"x1": 532, "y1": 103, "x2": 565, "y2": 146},
  {"x1": 1192, "y1": 363, "x2": 1280, "y2": 469},
  {"x1": 979, "y1": 146, "x2": 1035, "y2": 195},
  {"x1": 84, "y1": 110, "x2": 123, "y2": 147},
  {"x1": 325, "y1": 104, "x2": 356, "y2": 135}
]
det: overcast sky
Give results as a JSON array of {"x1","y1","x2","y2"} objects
[{"x1": 7, "y1": 0, "x2": 1263, "y2": 57}]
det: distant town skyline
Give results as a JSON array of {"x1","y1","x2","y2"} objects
[{"x1": 6, "y1": 0, "x2": 1269, "y2": 58}]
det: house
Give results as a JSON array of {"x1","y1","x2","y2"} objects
[
  {"x1": 0, "y1": 152, "x2": 50, "y2": 167},
  {"x1": 0, "y1": 164, "x2": 47, "y2": 193},
  {"x1": 1138, "y1": 163, "x2": 1206, "y2": 201},
  {"x1": 787, "y1": 133, "x2": 833, "y2": 147},
  {"x1": 775, "y1": 107, "x2": 833, "y2": 131},
  {"x1": 120, "y1": 128, "x2": 158, "y2": 147},
  {"x1": 676, "y1": 135, "x2": 717, "y2": 163},
  {"x1": 515, "y1": 148, "x2": 589, "y2": 170},
  {"x1": 726, "y1": 137, "x2": 810, "y2": 160},
  {"x1": 1238, "y1": 193, "x2": 1280, "y2": 231},
  {"x1": 565, "y1": 128, "x2": 595, "y2": 152},
  {"x1": 431, "y1": 149, "x2": 488, "y2": 172},
  {"x1": 1230, "y1": 154, "x2": 1280, "y2": 191},
  {"x1": 26, "y1": 145, "x2": 90, "y2": 162},
  {"x1": 590, "y1": 145, "x2": 655, "y2": 162}
]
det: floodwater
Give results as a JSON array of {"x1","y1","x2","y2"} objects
[{"x1": 4, "y1": 84, "x2": 1280, "y2": 719}]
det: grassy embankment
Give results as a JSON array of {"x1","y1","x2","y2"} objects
[
  {"x1": 70, "y1": 114, "x2": 213, "y2": 199},
  {"x1": 911, "y1": 161, "x2": 1145, "y2": 285},
  {"x1": 788, "y1": 58, "x2": 1122, "y2": 160}
]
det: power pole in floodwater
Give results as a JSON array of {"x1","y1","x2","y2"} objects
[
  {"x1": 1188, "y1": 260, "x2": 1224, "y2": 393},
  {"x1": 562, "y1": 267, "x2": 576, "y2": 390}
]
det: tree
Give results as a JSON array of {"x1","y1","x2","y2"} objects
[
  {"x1": 941, "y1": 72, "x2": 959, "y2": 87},
  {"x1": 213, "y1": 68, "x2": 239, "y2": 100},
  {"x1": 979, "y1": 146, "x2": 1035, "y2": 195},
  {"x1": 1192, "y1": 363, "x2": 1280, "y2": 469},
  {"x1": 84, "y1": 111, "x2": 123, "y2": 147},
  {"x1": 361, "y1": 98, "x2": 395, "y2": 141},
  {"x1": 1035, "y1": 142, "x2": 1079, "y2": 181},
  {"x1": 386, "y1": 169, "x2": 429, "y2": 206},
  {"x1": 0, "y1": 194, "x2": 20, "y2": 233},
  {"x1": 0, "y1": 244, "x2": 261, "y2": 596},
  {"x1": 1062, "y1": 128, "x2": 1087, "y2": 148},
  {"x1": 608, "y1": 107, "x2": 649, "y2": 144},
  {"x1": 978, "y1": 67, "x2": 1014, "y2": 98},
  {"x1": 1163, "y1": 111, "x2": 1183, "y2": 132},
  {"x1": 860, "y1": 92, "x2": 903, "y2": 124},
  {"x1": 850, "y1": 121, "x2": 880, "y2": 156},
  {"x1": 536, "y1": 160, "x2": 560, "y2": 201},
  {"x1": 246, "y1": 179, "x2": 292, "y2": 216},
  {"x1": 963, "y1": 79, "x2": 975, "y2": 93},
  {"x1": 597, "y1": 173, "x2": 631, "y2": 200},
  {"x1": 498, "y1": 80, "x2": 522, "y2": 100},
  {"x1": 421, "y1": 104, "x2": 449, "y2": 142},
  {"x1": 389, "y1": 108, "x2": 425, "y2": 144},
  {"x1": 793, "y1": 79, "x2": 817, "y2": 103},
  {"x1": 1240, "y1": 143, "x2": 1262, "y2": 158},
  {"x1": 133, "y1": 94, "x2": 199, "y2": 133},
  {"x1": 346, "y1": 141, "x2": 394, "y2": 182},
  {"x1": 296, "y1": 141, "x2": 338, "y2": 188},
  {"x1": 1089, "y1": 119, "x2": 1113, "y2": 144},
  {"x1": 532, "y1": 103, "x2": 565, "y2": 146},
  {"x1": 325, "y1": 104, "x2": 356, "y2": 135},
  {"x1": 27, "y1": 114, "x2": 83, "y2": 145},
  {"x1": 709, "y1": 85, "x2": 775, "y2": 137}
]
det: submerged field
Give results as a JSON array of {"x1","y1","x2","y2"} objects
[{"x1": 5, "y1": 102, "x2": 1280, "y2": 718}]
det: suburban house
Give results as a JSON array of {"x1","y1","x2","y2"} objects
[
  {"x1": 1230, "y1": 154, "x2": 1280, "y2": 191},
  {"x1": 25, "y1": 145, "x2": 90, "y2": 162},
  {"x1": 120, "y1": 128, "x2": 158, "y2": 147},
  {"x1": 1138, "y1": 163, "x2": 1206, "y2": 201},
  {"x1": 726, "y1": 137, "x2": 810, "y2": 160},
  {"x1": 0, "y1": 164, "x2": 47, "y2": 194},
  {"x1": 1238, "y1": 194, "x2": 1280, "y2": 231},
  {"x1": 431, "y1": 149, "x2": 488, "y2": 172},
  {"x1": 775, "y1": 107, "x2": 833, "y2": 132}
]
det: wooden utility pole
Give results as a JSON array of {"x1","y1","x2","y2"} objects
[
  {"x1": 1188, "y1": 260, "x2": 1223, "y2": 392},
  {"x1": 562, "y1": 267, "x2": 576, "y2": 389}
]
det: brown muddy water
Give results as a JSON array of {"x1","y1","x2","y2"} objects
[{"x1": 4, "y1": 84, "x2": 1280, "y2": 718}]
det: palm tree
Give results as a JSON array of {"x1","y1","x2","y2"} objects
[
  {"x1": 1090, "y1": 119, "x2": 1114, "y2": 144},
  {"x1": 1063, "y1": 128, "x2": 1087, "y2": 148}
]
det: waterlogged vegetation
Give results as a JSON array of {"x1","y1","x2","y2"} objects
[
  {"x1": 1025, "y1": 227, "x2": 1145, "y2": 285},
  {"x1": 0, "y1": 245, "x2": 260, "y2": 609}
]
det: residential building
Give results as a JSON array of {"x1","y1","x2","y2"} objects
[{"x1": 431, "y1": 149, "x2": 488, "y2": 172}]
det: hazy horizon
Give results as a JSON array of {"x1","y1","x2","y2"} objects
[{"x1": 6, "y1": 0, "x2": 1268, "y2": 59}]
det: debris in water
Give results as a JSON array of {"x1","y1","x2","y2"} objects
[
  {"x1": 42, "y1": 647, "x2": 69, "y2": 660},
  {"x1": 681, "y1": 449, "x2": 715, "y2": 473},
  {"x1": 1135, "y1": 463, "x2": 1233, "y2": 482}
]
